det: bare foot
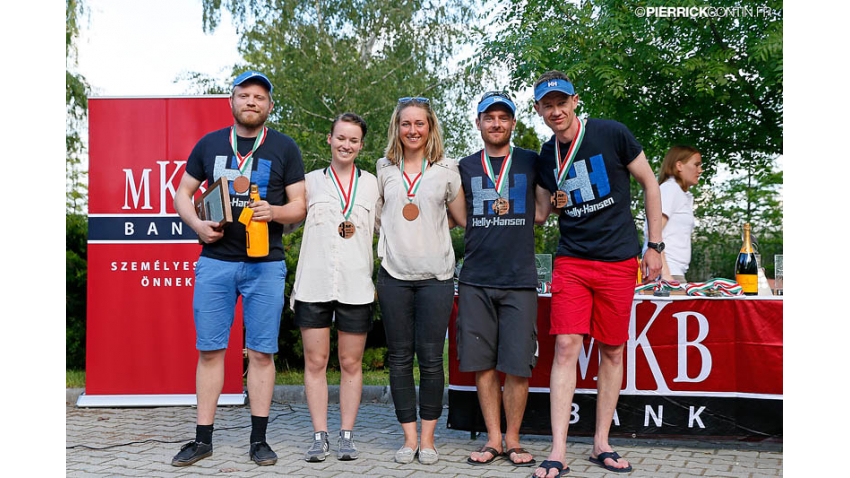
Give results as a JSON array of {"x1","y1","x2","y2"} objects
[
  {"x1": 505, "y1": 445, "x2": 534, "y2": 465},
  {"x1": 532, "y1": 458, "x2": 566, "y2": 478},
  {"x1": 468, "y1": 443, "x2": 502, "y2": 464}
]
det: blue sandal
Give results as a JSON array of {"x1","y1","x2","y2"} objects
[
  {"x1": 588, "y1": 451, "x2": 632, "y2": 473},
  {"x1": 531, "y1": 459, "x2": 570, "y2": 477}
]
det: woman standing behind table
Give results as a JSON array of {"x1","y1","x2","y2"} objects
[
  {"x1": 375, "y1": 97, "x2": 465, "y2": 465},
  {"x1": 644, "y1": 145, "x2": 703, "y2": 282},
  {"x1": 291, "y1": 113, "x2": 379, "y2": 463}
]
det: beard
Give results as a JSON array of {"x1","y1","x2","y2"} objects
[
  {"x1": 232, "y1": 105, "x2": 269, "y2": 130},
  {"x1": 482, "y1": 128, "x2": 512, "y2": 148}
]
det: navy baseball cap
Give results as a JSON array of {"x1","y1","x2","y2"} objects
[
  {"x1": 534, "y1": 78, "x2": 576, "y2": 101},
  {"x1": 477, "y1": 91, "x2": 516, "y2": 116},
  {"x1": 232, "y1": 71, "x2": 273, "y2": 93}
]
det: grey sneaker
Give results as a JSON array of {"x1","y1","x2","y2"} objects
[
  {"x1": 304, "y1": 431, "x2": 330, "y2": 462},
  {"x1": 337, "y1": 429, "x2": 358, "y2": 460}
]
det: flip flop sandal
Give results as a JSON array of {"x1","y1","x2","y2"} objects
[{"x1": 467, "y1": 445, "x2": 502, "y2": 465}]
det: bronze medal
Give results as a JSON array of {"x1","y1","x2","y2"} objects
[
  {"x1": 492, "y1": 197, "x2": 510, "y2": 215},
  {"x1": 338, "y1": 221, "x2": 356, "y2": 239},
  {"x1": 402, "y1": 203, "x2": 420, "y2": 221},
  {"x1": 550, "y1": 190, "x2": 568, "y2": 208},
  {"x1": 233, "y1": 175, "x2": 250, "y2": 194}
]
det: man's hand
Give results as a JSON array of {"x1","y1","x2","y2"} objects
[
  {"x1": 196, "y1": 221, "x2": 225, "y2": 244},
  {"x1": 642, "y1": 249, "x2": 663, "y2": 281}
]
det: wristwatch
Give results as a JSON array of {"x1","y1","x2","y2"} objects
[{"x1": 647, "y1": 241, "x2": 665, "y2": 253}]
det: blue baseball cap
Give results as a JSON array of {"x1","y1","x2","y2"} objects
[
  {"x1": 477, "y1": 91, "x2": 516, "y2": 116},
  {"x1": 232, "y1": 71, "x2": 273, "y2": 93},
  {"x1": 534, "y1": 78, "x2": 576, "y2": 102}
]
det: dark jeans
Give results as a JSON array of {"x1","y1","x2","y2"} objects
[{"x1": 377, "y1": 266, "x2": 454, "y2": 423}]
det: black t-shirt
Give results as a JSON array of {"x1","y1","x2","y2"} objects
[
  {"x1": 539, "y1": 118, "x2": 643, "y2": 261},
  {"x1": 457, "y1": 146, "x2": 546, "y2": 288},
  {"x1": 185, "y1": 126, "x2": 304, "y2": 262}
]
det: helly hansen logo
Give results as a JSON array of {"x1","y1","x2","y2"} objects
[
  {"x1": 555, "y1": 154, "x2": 610, "y2": 207},
  {"x1": 470, "y1": 174, "x2": 527, "y2": 216}
]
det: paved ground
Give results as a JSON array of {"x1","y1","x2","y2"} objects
[{"x1": 66, "y1": 387, "x2": 782, "y2": 477}]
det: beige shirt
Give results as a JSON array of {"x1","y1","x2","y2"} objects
[
  {"x1": 291, "y1": 167, "x2": 379, "y2": 305},
  {"x1": 376, "y1": 157, "x2": 461, "y2": 281}
]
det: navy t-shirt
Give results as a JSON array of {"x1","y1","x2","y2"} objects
[
  {"x1": 457, "y1": 146, "x2": 546, "y2": 288},
  {"x1": 185, "y1": 126, "x2": 304, "y2": 262},
  {"x1": 539, "y1": 118, "x2": 643, "y2": 262}
]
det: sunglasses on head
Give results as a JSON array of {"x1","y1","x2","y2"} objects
[
  {"x1": 398, "y1": 96, "x2": 430, "y2": 104},
  {"x1": 480, "y1": 91, "x2": 512, "y2": 102}
]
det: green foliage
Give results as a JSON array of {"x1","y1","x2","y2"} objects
[
  {"x1": 278, "y1": 228, "x2": 304, "y2": 370},
  {"x1": 202, "y1": 0, "x2": 481, "y2": 174},
  {"x1": 483, "y1": 0, "x2": 783, "y2": 174},
  {"x1": 362, "y1": 347, "x2": 387, "y2": 371},
  {"x1": 67, "y1": 0, "x2": 89, "y2": 214},
  {"x1": 66, "y1": 214, "x2": 88, "y2": 370},
  {"x1": 482, "y1": 0, "x2": 783, "y2": 276}
]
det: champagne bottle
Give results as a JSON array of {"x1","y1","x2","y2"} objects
[
  {"x1": 735, "y1": 223, "x2": 758, "y2": 295},
  {"x1": 245, "y1": 184, "x2": 269, "y2": 258}
]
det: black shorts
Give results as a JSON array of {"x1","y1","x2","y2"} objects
[
  {"x1": 293, "y1": 300, "x2": 373, "y2": 334},
  {"x1": 456, "y1": 284, "x2": 538, "y2": 377}
]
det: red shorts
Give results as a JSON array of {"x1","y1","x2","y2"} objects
[{"x1": 549, "y1": 256, "x2": 638, "y2": 345}]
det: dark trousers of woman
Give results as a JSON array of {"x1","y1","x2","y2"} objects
[{"x1": 377, "y1": 266, "x2": 454, "y2": 423}]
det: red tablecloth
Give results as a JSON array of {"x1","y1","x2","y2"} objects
[{"x1": 447, "y1": 295, "x2": 782, "y2": 440}]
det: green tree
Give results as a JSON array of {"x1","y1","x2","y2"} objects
[
  {"x1": 200, "y1": 0, "x2": 482, "y2": 173},
  {"x1": 482, "y1": 0, "x2": 781, "y2": 174},
  {"x1": 67, "y1": 0, "x2": 89, "y2": 214},
  {"x1": 67, "y1": 0, "x2": 89, "y2": 370},
  {"x1": 481, "y1": 0, "x2": 783, "y2": 280}
]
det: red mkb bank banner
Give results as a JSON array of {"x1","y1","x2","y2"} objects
[
  {"x1": 448, "y1": 296, "x2": 783, "y2": 439},
  {"x1": 80, "y1": 97, "x2": 245, "y2": 407}
]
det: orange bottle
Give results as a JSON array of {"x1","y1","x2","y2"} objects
[{"x1": 245, "y1": 184, "x2": 269, "y2": 257}]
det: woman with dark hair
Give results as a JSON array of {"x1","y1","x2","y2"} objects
[{"x1": 292, "y1": 112, "x2": 379, "y2": 463}]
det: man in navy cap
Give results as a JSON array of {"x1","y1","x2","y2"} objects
[
  {"x1": 171, "y1": 70, "x2": 306, "y2": 467},
  {"x1": 452, "y1": 91, "x2": 551, "y2": 468},
  {"x1": 530, "y1": 70, "x2": 662, "y2": 478}
]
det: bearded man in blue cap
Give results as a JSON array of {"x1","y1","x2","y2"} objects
[
  {"x1": 171, "y1": 71, "x2": 306, "y2": 467},
  {"x1": 453, "y1": 90, "x2": 552, "y2": 469}
]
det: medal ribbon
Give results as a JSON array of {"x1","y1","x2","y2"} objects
[
  {"x1": 329, "y1": 166, "x2": 359, "y2": 220},
  {"x1": 554, "y1": 118, "x2": 585, "y2": 188},
  {"x1": 229, "y1": 126, "x2": 268, "y2": 175},
  {"x1": 400, "y1": 157, "x2": 427, "y2": 203},
  {"x1": 633, "y1": 278, "x2": 744, "y2": 297},
  {"x1": 480, "y1": 145, "x2": 513, "y2": 197}
]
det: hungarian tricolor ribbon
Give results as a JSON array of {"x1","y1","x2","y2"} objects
[
  {"x1": 554, "y1": 118, "x2": 585, "y2": 188},
  {"x1": 229, "y1": 126, "x2": 268, "y2": 175},
  {"x1": 400, "y1": 157, "x2": 427, "y2": 203},
  {"x1": 329, "y1": 166, "x2": 359, "y2": 220},
  {"x1": 481, "y1": 145, "x2": 513, "y2": 199}
]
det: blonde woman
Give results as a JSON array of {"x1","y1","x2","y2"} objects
[{"x1": 375, "y1": 97, "x2": 465, "y2": 465}]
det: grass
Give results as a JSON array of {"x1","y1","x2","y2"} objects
[{"x1": 66, "y1": 340, "x2": 449, "y2": 388}]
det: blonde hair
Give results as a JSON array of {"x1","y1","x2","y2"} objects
[
  {"x1": 383, "y1": 100, "x2": 445, "y2": 165},
  {"x1": 659, "y1": 145, "x2": 700, "y2": 191}
]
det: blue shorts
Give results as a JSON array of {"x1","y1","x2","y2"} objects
[{"x1": 193, "y1": 256, "x2": 286, "y2": 353}]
